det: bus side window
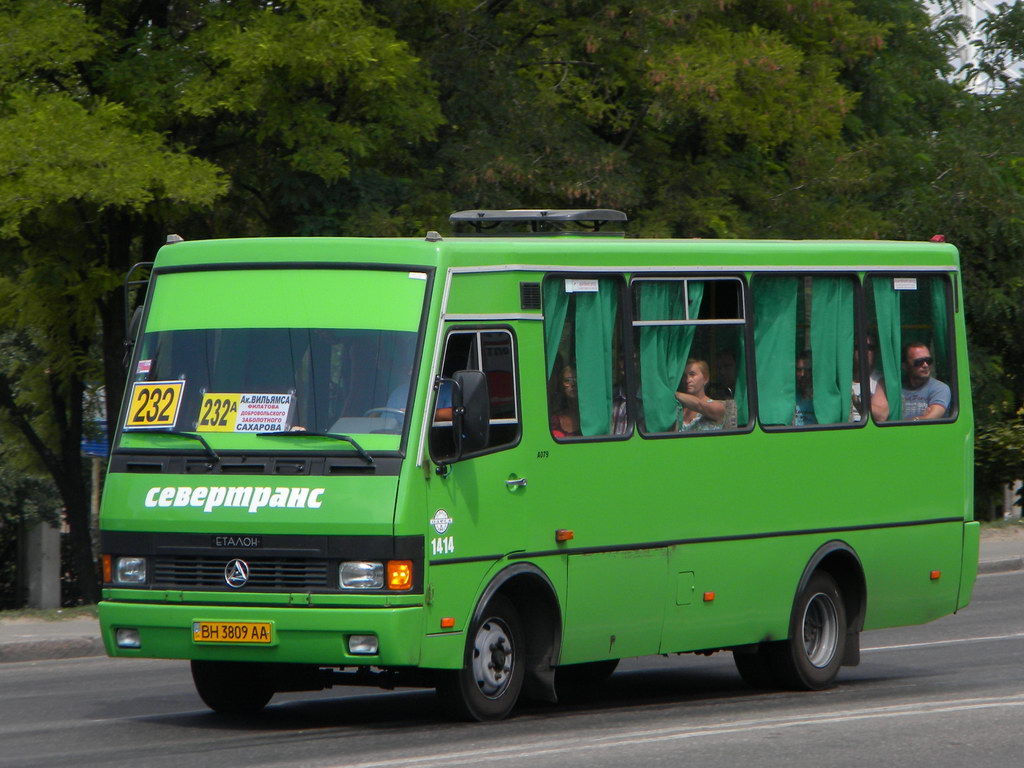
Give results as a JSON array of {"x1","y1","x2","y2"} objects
[
  {"x1": 428, "y1": 328, "x2": 520, "y2": 461},
  {"x1": 866, "y1": 274, "x2": 956, "y2": 423},
  {"x1": 542, "y1": 276, "x2": 627, "y2": 440},
  {"x1": 752, "y1": 275, "x2": 858, "y2": 428},
  {"x1": 632, "y1": 277, "x2": 749, "y2": 435}
]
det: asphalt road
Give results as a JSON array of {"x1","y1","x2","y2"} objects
[{"x1": 2, "y1": 569, "x2": 1022, "y2": 768}]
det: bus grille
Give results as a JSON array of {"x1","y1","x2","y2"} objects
[{"x1": 152, "y1": 556, "x2": 330, "y2": 590}]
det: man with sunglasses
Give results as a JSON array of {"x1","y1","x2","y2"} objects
[{"x1": 900, "y1": 342, "x2": 951, "y2": 421}]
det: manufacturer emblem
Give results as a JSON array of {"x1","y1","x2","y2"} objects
[
  {"x1": 431, "y1": 509, "x2": 453, "y2": 534},
  {"x1": 224, "y1": 559, "x2": 250, "y2": 588}
]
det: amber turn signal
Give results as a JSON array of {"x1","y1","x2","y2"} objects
[
  {"x1": 930, "y1": 570, "x2": 941, "y2": 581},
  {"x1": 555, "y1": 529, "x2": 574, "y2": 542},
  {"x1": 387, "y1": 560, "x2": 413, "y2": 590}
]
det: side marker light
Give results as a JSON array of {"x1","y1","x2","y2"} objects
[
  {"x1": 555, "y1": 529, "x2": 574, "y2": 542},
  {"x1": 930, "y1": 570, "x2": 941, "y2": 581},
  {"x1": 703, "y1": 592, "x2": 716, "y2": 602},
  {"x1": 440, "y1": 617, "x2": 455, "y2": 629}
]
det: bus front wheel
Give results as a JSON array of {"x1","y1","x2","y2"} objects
[
  {"x1": 191, "y1": 660, "x2": 274, "y2": 715},
  {"x1": 771, "y1": 571, "x2": 847, "y2": 690},
  {"x1": 438, "y1": 594, "x2": 525, "y2": 721}
]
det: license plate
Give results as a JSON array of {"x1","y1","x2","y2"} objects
[{"x1": 192, "y1": 621, "x2": 272, "y2": 644}]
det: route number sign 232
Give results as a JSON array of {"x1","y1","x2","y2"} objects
[{"x1": 124, "y1": 381, "x2": 184, "y2": 429}]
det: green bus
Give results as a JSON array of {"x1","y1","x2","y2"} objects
[{"x1": 98, "y1": 210, "x2": 978, "y2": 721}]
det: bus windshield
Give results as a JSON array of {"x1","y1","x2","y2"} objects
[
  {"x1": 118, "y1": 266, "x2": 428, "y2": 450},
  {"x1": 129, "y1": 326, "x2": 417, "y2": 436}
]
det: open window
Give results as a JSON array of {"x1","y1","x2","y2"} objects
[
  {"x1": 632, "y1": 277, "x2": 749, "y2": 435},
  {"x1": 428, "y1": 328, "x2": 520, "y2": 462},
  {"x1": 542, "y1": 276, "x2": 628, "y2": 440},
  {"x1": 866, "y1": 274, "x2": 956, "y2": 423}
]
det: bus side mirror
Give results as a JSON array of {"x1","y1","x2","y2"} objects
[
  {"x1": 453, "y1": 370, "x2": 490, "y2": 457},
  {"x1": 429, "y1": 370, "x2": 490, "y2": 474}
]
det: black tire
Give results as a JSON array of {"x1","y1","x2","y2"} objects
[
  {"x1": 732, "y1": 644, "x2": 781, "y2": 689},
  {"x1": 191, "y1": 660, "x2": 274, "y2": 715},
  {"x1": 555, "y1": 659, "x2": 619, "y2": 695},
  {"x1": 770, "y1": 571, "x2": 847, "y2": 690},
  {"x1": 437, "y1": 594, "x2": 525, "y2": 721}
]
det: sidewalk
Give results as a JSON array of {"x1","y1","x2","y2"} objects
[{"x1": 2, "y1": 526, "x2": 1022, "y2": 664}]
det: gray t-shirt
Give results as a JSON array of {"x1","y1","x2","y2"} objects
[{"x1": 901, "y1": 377, "x2": 951, "y2": 419}]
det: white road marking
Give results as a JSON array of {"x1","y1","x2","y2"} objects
[
  {"x1": 327, "y1": 693, "x2": 1024, "y2": 768},
  {"x1": 863, "y1": 631, "x2": 1024, "y2": 652}
]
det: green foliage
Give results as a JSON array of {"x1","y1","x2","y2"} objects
[
  {"x1": 0, "y1": 0, "x2": 444, "y2": 601},
  {"x1": 0, "y1": 92, "x2": 226, "y2": 239},
  {"x1": 974, "y1": 410, "x2": 1024, "y2": 518}
]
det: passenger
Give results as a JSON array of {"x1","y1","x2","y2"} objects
[
  {"x1": 900, "y1": 343, "x2": 951, "y2": 420},
  {"x1": 793, "y1": 351, "x2": 817, "y2": 426},
  {"x1": 674, "y1": 359, "x2": 725, "y2": 432},
  {"x1": 850, "y1": 332, "x2": 888, "y2": 422},
  {"x1": 550, "y1": 364, "x2": 581, "y2": 438}
]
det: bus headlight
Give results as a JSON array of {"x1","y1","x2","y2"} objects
[
  {"x1": 114, "y1": 557, "x2": 147, "y2": 584},
  {"x1": 339, "y1": 561, "x2": 384, "y2": 589}
]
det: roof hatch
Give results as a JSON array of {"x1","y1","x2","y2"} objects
[{"x1": 449, "y1": 209, "x2": 627, "y2": 237}]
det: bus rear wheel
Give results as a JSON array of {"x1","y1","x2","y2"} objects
[
  {"x1": 771, "y1": 571, "x2": 847, "y2": 690},
  {"x1": 438, "y1": 594, "x2": 525, "y2": 721},
  {"x1": 191, "y1": 660, "x2": 274, "y2": 715}
]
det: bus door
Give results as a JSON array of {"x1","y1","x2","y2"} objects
[{"x1": 423, "y1": 326, "x2": 541, "y2": 632}]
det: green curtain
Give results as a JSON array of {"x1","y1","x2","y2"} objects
[
  {"x1": 809, "y1": 278, "x2": 854, "y2": 424},
  {"x1": 753, "y1": 277, "x2": 798, "y2": 425},
  {"x1": 872, "y1": 277, "x2": 903, "y2": 421},
  {"x1": 575, "y1": 280, "x2": 619, "y2": 436},
  {"x1": 930, "y1": 275, "x2": 950, "y2": 377},
  {"x1": 543, "y1": 278, "x2": 570, "y2": 379},
  {"x1": 638, "y1": 281, "x2": 704, "y2": 432}
]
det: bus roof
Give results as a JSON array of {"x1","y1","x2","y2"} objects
[{"x1": 151, "y1": 234, "x2": 962, "y2": 272}]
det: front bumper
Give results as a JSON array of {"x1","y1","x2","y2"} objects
[{"x1": 99, "y1": 599, "x2": 424, "y2": 666}]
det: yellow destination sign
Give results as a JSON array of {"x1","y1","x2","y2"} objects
[{"x1": 124, "y1": 381, "x2": 184, "y2": 429}]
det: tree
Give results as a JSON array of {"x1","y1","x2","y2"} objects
[{"x1": 0, "y1": 0, "x2": 443, "y2": 602}]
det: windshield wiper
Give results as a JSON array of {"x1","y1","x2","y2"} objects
[
  {"x1": 261, "y1": 431, "x2": 375, "y2": 466},
  {"x1": 131, "y1": 429, "x2": 220, "y2": 462}
]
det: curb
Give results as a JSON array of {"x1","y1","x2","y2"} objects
[
  {"x1": 978, "y1": 556, "x2": 1023, "y2": 575},
  {"x1": 0, "y1": 637, "x2": 105, "y2": 664}
]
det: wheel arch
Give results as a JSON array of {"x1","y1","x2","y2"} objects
[
  {"x1": 795, "y1": 540, "x2": 866, "y2": 666},
  {"x1": 474, "y1": 562, "x2": 562, "y2": 703}
]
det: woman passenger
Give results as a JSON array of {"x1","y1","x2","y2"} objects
[
  {"x1": 674, "y1": 358, "x2": 725, "y2": 432},
  {"x1": 550, "y1": 364, "x2": 582, "y2": 438}
]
